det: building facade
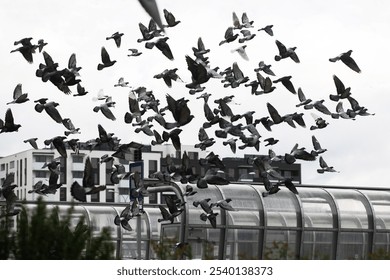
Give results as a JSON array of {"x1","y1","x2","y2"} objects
[{"x1": 1, "y1": 143, "x2": 301, "y2": 204}]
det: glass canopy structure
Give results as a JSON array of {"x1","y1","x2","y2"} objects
[{"x1": 4, "y1": 182, "x2": 390, "y2": 259}]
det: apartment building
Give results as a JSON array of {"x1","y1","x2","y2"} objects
[{"x1": 0, "y1": 143, "x2": 301, "y2": 204}]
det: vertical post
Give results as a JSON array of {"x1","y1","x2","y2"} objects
[{"x1": 137, "y1": 214, "x2": 142, "y2": 259}]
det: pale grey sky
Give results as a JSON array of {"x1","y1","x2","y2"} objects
[{"x1": 1, "y1": 0, "x2": 389, "y2": 187}]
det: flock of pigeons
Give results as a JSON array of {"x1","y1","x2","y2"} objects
[{"x1": 1, "y1": 3, "x2": 375, "y2": 231}]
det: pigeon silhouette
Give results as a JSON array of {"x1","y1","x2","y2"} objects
[
  {"x1": 70, "y1": 157, "x2": 106, "y2": 202},
  {"x1": 97, "y1": 47, "x2": 116, "y2": 70},
  {"x1": 329, "y1": 50, "x2": 361, "y2": 73}
]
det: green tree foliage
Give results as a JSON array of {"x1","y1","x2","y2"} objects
[{"x1": 0, "y1": 198, "x2": 115, "y2": 259}]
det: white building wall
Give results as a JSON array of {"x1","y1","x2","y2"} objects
[{"x1": 1, "y1": 144, "x2": 207, "y2": 204}]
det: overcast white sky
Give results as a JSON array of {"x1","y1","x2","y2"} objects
[{"x1": 1, "y1": 0, "x2": 389, "y2": 188}]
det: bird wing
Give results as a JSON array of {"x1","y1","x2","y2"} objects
[
  {"x1": 158, "y1": 205, "x2": 171, "y2": 220},
  {"x1": 68, "y1": 53, "x2": 77, "y2": 69},
  {"x1": 319, "y1": 156, "x2": 329, "y2": 169},
  {"x1": 62, "y1": 118, "x2": 75, "y2": 130},
  {"x1": 83, "y1": 157, "x2": 94, "y2": 188},
  {"x1": 46, "y1": 104, "x2": 63, "y2": 123},
  {"x1": 156, "y1": 39, "x2": 174, "y2": 60},
  {"x1": 266, "y1": 103, "x2": 283, "y2": 124},
  {"x1": 101, "y1": 47, "x2": 111, "y2": 64},
  {"x1": 70, "y1": 181, "x2": 86, "y2": 202},
  {"x1": 341, "y1": 52, "x2": 361, "y2": 73},
  {"x1": 101, "y1": 104, "x2": 116, "y2": 121},
  {"x1": 275, "y1": 40, "x2": 287, "y2": 54},
  {"x1": 13, "y1": 84, "x2": 23, "y2": 99},
  {"x1": 232, "y1": 12, "x2": 240, "y2": 28},
  {"x1": 1, "y1": 172, "x2": 15, "y2": 189},
  {"x1": 4, "y1": 108, "x2": 16, "y2": 126},
  {"x1": 312, "y1": 135, "x2": 322, "y2": 151},
  {"x1": 138, "y1": 0, "x2": 164, "y2": 30}
]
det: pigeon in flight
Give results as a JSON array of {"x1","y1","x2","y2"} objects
[
  {"x1": 329, "y1": 50, "x2": 361, "y2": 73},
  {"x1": 0, "y1": 173, "x2": 20, "y2": 218},
  {"x1": 329, "y1": 75, "x2": 352, "y2": 101},
  {"x1": 128, "y1": 48, "x2": 142, "y2": 57},
  {"x1": 0, "y1": 108, "x2": 21, "y2": 133},
  {"x1": 37, "y1": 39, "x2": 48, "y2": 52},
  {"x1": 34, "y1": 100, "x2": 63, "y2": 124},
  {"x1": 10, "y1": 37, "x2": 37, "y2": 63},
  {"x1": 24, "y1": 138, "x2": 39, "y2": 149},
  {"x1": 163, "y1": 9, "x2": 181, "y2": 27},
  {"x1": 114, "y1": 77, "x2": 131, "y2": 87},
  {"x1": 274, "y1": 40, "x2": 300, "y2": 63},
  {"x1": 210, "y1": 198, "x2": 237, "y2": 211},
  {"x1": 93, "y1": 101, "x2": 116, "y2": 121},
  {"x1": 273, "y1": 76, "x2": 296, "y2": 94},
  {"x1": 106, "y1": 31, "x2": 124, "y2": 48},
  {"x1": 70, "y1": 157, "x2": 106, "y2": 202},
  {"x1": 219, "y1": 27, "x2": 238, "y2": 45},
  {"x1": 97, "y1": 47, "x2": 116, "y2": 70},
  {"x1": 317, "y1": 156, "x2": 339, "y2": 173},
  {"x1": 7, "y1": 83, "x2": 29, "y2": 105},
  {"x1": 44, "y1": 136, "x2": 67, "y2": 158},
  {"x1": 254, "y1": 61, "x2": 276, "y2": 76},
  {"x1": 258, "y1": 25, "x2": 274, "y2": 36},
  {"x1": 145, "y1": 37, "x2": 174, "y2": 60}
]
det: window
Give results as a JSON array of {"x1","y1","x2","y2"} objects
[
  {"x1": 91, "y1": 192, "x2": 100, "y2": 202},
  {"x1": 149, "y1": 160, "x2": 158, "y2": 176},
  {"x1": 188, "y1": 152, "x2": 198, "y2": 160},
  {"x1": 106, "y1": 189, "x2": 115, "y2": 203},
  {"x1": 72, "y1": 171, "x2": 84, "y2": 178},
  {"x1": 9, "y1": 161, "x2": 15, "y2": 169},
  {"x1": 149, "y1": 192, "x2": 157, "y2": 204},
  {"x1": 72, "y1": 155, "x2": 84, "y2": 163},
  {"x1": 24, "y1": 158, "x2": 27, "y2": 186},
  {"x1": 59, "y1": 157, "x2": 67, "y2": 184},
  {"x1": 228, "y1": 168, "x2": 235, "y2": 180},
  {"x1": 34, "y1": 171, "x2": 48, "y2": 178},
  {"x1": 91, "y1": 158, "x2": 100, "y2": 185},
  {"x1": 34, "y1": 155, "x2": 53, "y2": 163},
  {"x1": 0, "y1": 164, "x2": 5, "y2": 171},
  {"x1": 119, "y1": 188, "x2": 129, "y2": 195},
  {"x1": 19, "y1": 159, "x2": 23, "y2": 186},
  {"x1": 60, "y1": 187, "x2": 67, "y2": 201},
  {"x1": 105, "y1": 162, "x2": 113, "y2": 185}
]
